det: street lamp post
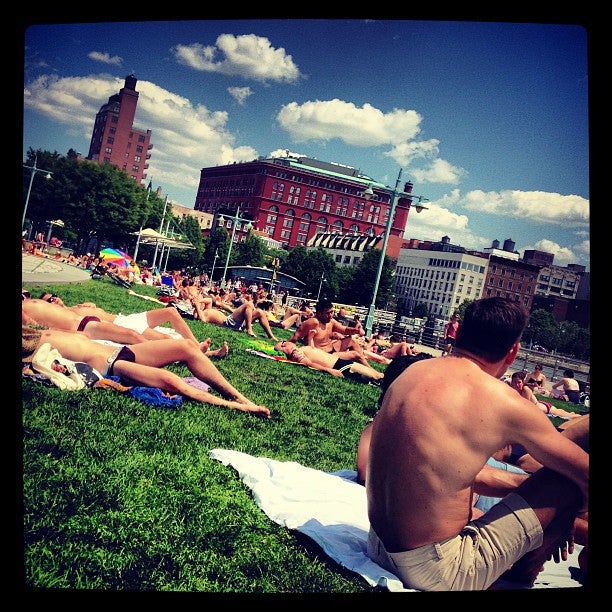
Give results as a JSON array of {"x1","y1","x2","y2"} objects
[
  {"x1": 22, "y1": 155, "x2": 53, "y2": 231},
  {"x1": 316, "y1": 272, "x2": 326, "y2": 301},
  {"x1": 219, "y1": 207, "x2": 252, "y2": 288},
  {"x1": 152, "y1": 194, "x2": 169, "y2": 269},
  {"x1": 363, "y1": 168, "x2": 429, "y2": 337},
  {"x1": 209, "y1": 249, "x2": 219, "y2": 286}
]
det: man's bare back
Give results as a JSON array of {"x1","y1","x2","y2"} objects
[{"x1": 367, "y1": 354, "x2": 588, "y2": 552}]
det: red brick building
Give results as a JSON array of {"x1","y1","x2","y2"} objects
[
  {"x1": 194, "y1": 155, "x2": 421, "y2": 253},
  {"x1": 86, "y1": 74, "x2": 152, "y2": 185}
]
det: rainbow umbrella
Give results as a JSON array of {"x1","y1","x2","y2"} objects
[{"x1": 99, "y1": 248, "x2": 140, "y2": 273}]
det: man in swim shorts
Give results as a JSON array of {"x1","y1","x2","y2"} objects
[
  {"x1": 366, "y1": 297, "x2": 588, "y2": 590},
  {"x1": 274, "y1": 340, "x2": 383, "y2": 382},
  {"x1": 288, "y1": 298, "x2": 371, "y2": 366}
]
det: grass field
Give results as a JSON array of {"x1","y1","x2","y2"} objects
[{"x1": 20, "y1": 278, "x2": 587, "y2": 592}]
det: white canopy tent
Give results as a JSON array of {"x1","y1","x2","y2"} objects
[
  {"x1": 131, "y1": 227, "x2": 195, "y2": 250},
  {"x1": 131, "y1": 227, "x2": 194, "y2": 271}
]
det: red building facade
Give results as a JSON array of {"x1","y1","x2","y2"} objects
[
  {"x1": 194, "y1": 155, "x2": 419, "y2": 252},
  {"x1": 86, "y1": 74, "x2": 152, "y2": 185}
]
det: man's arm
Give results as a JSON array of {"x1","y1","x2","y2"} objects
[
  {"x1": 331, "y1": 319, "x2": 364, "y2": 337},
  {"x1": 474, "y1": 463, "x2": 529, "y2": 498},
  {"x1": 288, "y1": 318, "x2": 315, "y2": 343}
]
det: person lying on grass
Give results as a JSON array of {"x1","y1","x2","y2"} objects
[
  {"x1": 22, "y1": 325, "x2": 270, "y2": 418},
  {"x1": 274, "y1": 339, "x2": 384, "y2": 382},
  {"x1": 22, "y1": 290, "x2": 228, "y2": 358}
]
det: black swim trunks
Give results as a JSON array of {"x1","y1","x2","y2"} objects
[
  {"x1": 333, "y1": 358, "x2": 354, "y2": 372},
  {"x1": 104, "y1": 345, "x2": 136, "y2": 377},
  {"x1": 77, "y1": 315, "x2": 101, "y2": 332}
]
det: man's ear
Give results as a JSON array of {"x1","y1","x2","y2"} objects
[{"x1": 505, "y1": 342, "x2": 520, "y2": 365}]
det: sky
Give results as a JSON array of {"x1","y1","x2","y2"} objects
[{"x1": 22, "y1": 18, "x2": 590, "y2": 270}]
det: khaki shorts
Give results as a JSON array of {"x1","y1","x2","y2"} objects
[{"x1": 367, "y1": 492, "x2": 543, "y2": 591}]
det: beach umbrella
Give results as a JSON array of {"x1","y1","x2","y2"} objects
[{"x1": 99, "y1": 248, "x2": 140, "y2": 273}]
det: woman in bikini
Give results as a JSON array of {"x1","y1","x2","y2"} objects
[
  {"x1": 509, "y1": 371, "x2": 583, "y2": 420},
  {"x1": 22, "y1": 325, "x2": 270, "y2": 418},
  {"x1": 524, "y1": 363, "x2": 549, "y2": 396}
]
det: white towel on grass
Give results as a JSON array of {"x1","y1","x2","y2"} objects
[{"x1": 209, "y1": 448, "x2": 584, "y2": 592}]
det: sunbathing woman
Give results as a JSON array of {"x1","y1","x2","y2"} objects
[
  {"x1": 509, "y1": 371, "x2": 584, "y2": 420},
  {"x1": 33, "y1": 291, "x2": 228, "y2": 357},
  {"x1": 22, "y1": 325, "x2": 270, "y2": 418}
]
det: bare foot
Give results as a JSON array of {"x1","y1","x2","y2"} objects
[
  {"x1": 199, "y1": 338, "x2": 212, "y2": 353},
  {"x1": 208, "y1": 341, "x2": 229, "y2": 359}
]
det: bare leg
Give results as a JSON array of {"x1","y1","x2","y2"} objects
[
  {"x1": 112, "y1": 359, "x2": 269, "y2": 417},
  {"x1": 86, "y1": 321, "x2": 148, "y2": 345},
  {"x1": 254, "y1": 312, "x2": 280, "y2": 340},
  {"x1": 348, "y1": 362, "x2": 384, "y2": 381},
  {"x1": 128, "y1": 338, "x2": 261, "y2": 407},
  {"x1": 497, "y1": 468, "x2": 584, "y2": 586},
  {"x1": 145, "y1": 307, "x2": 199, "y2": 342},
  {"x1": 231, "y1": 302, "x2": 257, "y2": 336}
]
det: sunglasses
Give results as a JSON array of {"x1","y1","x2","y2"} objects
[
  {"x1": 22, "y1": 290, "x2": 31, "y2": 301},
  {"x1": 46, "y1": 294, "x2": 59, "y2": 303}
]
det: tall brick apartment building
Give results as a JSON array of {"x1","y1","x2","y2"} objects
[
  {"x1": 194, "y1": 155, "x2": 423, "y2": 253},
  {"x1": 86, "y1": 74, "x2": 152, "y2": 185}
]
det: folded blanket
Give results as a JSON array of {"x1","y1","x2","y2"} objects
[{"x1": 209, "y1": 449, "x2": 584, "y2": 592}]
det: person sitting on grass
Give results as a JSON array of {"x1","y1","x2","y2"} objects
[
  {"x1": 192, "y1": 298, "x2": 281, "y2": 341},
  {"x1": 524, "y1": 363, "x2": 549, "y2": 395},
  {"x1": 551, "y1": 369, "x2": 582, "y2": 404},
  {"x1": 274, "y1": 339, "x2": 384, "y2": 383},
  {"x1": 22, "y1": 325, "x2": 270, "y2": 418},
  {"x1": 365, "y1": 296, "x2": 588, "y2": 590},
  {"x1": 508, "y1": 370, "x2": 585, "y2": 420}
]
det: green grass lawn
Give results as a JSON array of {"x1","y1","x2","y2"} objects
[{"x1": 20, "y1": 279, "x2": 587, "y2": 592}]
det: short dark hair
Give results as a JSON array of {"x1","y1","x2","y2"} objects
[
  {"x1": 456, "y1": 297, "x2": 528, "y2": 363},
  {"x1": 316, "y1": 297, "x2": 334, "y2": 313}
]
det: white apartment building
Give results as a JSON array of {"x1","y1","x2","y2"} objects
[{"x1": 395, "y1": 248, "x2": 489, "y2": 319}]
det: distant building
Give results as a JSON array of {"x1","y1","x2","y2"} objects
[
  {"x1": 394, "y1": 243, "x2": 488, "y2": 319},
  {"x1": 171, "y1": 203, "x2": 214, "y2": 233},
  {"x1": 86, "y1": 74, "x2": 152, "y2": 186},
  {"x1": 195, "y1": 154, "x2": 425, "y2": 252}
]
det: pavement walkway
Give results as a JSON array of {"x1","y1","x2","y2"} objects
[{"x1": 22, "y1": 252, "x2": 92, "y2": 285}]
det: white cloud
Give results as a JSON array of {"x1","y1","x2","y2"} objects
[
  {"x1": 228, "y1": 86, "x2": 253, "y2": 105},
  {"x1": 276, "y1": 99, "x2": 467, "y2": 186},
  {"x1": 172, "y1": 34, "x2": 301, "y2": 83},
  {"x1": 461, "y1": 189, "x2": 589, "y2": 227},
  {"x1": 277, "y1": 99, "x2": 421, "y2": 146},
  {"x1": 88, "y1": 51, "x2": 123, "y2": 66}
]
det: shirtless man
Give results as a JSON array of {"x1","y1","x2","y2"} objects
[
  {"x1": 288, "y1": 298, "x2": 370, "y2": 367},
  {"x1": 27, "y1": 292, "x2": 228, "y2": 358},
  {"x1": 366, "y1": 297, "x2": 588, "y2": 590},
  {"x1": 274, "y1": 339, "x2": 384, "y2": 382},
  {"x1": 22, "y1": 326, "x2": 269, "y2": 418}
]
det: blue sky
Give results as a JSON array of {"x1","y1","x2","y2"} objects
[{"x1": 23, "y1": 18, "x2": 590, "y2": 270}]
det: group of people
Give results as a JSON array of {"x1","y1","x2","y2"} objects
[
  {"x1": 22, "y1": 287, "x2": 589, "y2": 590},
  {"x1": 22, "y1": 289, "x2": 269, "y2": 417}
]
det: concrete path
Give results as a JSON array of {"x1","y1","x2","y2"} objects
[{"x1": 22, "y1": 252, "x2": 92, "y2": 285}]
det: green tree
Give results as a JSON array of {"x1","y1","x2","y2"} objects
[
  {"x1": 23, "y1": 149, "x2": 154, "y2": 256},
  {"x1": 236, "y1": 232, "x2": 267, "y2": 268},
  {"x1": 346, "y1": 249, "x2": 395, "y2": 308}
]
